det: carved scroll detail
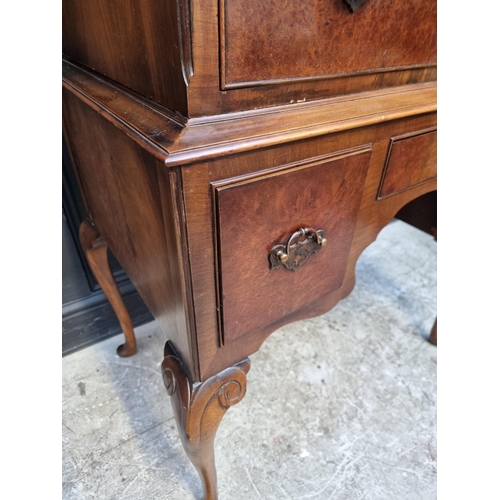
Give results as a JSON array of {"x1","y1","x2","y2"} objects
[{"x1": 162, "y1": 341, "x2": 250, "y2": 499}]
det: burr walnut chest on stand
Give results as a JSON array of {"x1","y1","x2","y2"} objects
[{"x1": 62, "y1": 1, "x2": 437, "y2": 498}]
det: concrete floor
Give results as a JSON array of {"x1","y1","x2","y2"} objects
[{"x1": 62, "y1": 220, "x2": 437, "y2": 500}]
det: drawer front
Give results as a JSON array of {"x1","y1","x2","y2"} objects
[
  {"x1": 221, "y1": 0, "x2": 436, "y2": 88},
  {"x1": 378, "y1": 128, "x2": 437, "y2": 199},
  {"x1": 213, "y1": 147, "x2": 371, "y2": 344}
]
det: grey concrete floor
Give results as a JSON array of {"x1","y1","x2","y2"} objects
[{"x1": 62, "y1": 220, "x2": 437, "y2": 500}]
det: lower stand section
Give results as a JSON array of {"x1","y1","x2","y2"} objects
[{"x1": 162, "y1": 342, "x2": 250, "y2": 500}]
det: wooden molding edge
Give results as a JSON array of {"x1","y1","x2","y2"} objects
[{"x1": 63, "y1": 59, "x2": 436, "y2": 168}]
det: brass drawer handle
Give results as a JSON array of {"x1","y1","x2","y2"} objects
[
  {"x1": 342, "y1": 0, "x2": 367, "y2": 13},
  {"x1": 269, "y1": 227, "x2": 327, "y2": 271}
]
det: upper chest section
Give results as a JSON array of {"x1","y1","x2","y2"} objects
[{"x1": 63, "y1": 0, "x2": 436, "y2": 117}]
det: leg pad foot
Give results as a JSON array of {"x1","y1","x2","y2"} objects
[{"x1": 162, "y1": 342, "x2": 250, "y2": 500}]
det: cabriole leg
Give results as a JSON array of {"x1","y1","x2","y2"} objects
[
  {"x1": 429, "y1": 318, "x2": 437, "y2": 346},
  {"x1": 429, "y1": 227, "x2": 437, "y2": 346},
  {"x1": 79, "y1": 219, "x2": 137, "y2": 357},
  {"x1": 162, "y1": 341, "x2": 250, "y2": 500}
]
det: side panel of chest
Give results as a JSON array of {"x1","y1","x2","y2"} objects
[{"x1": 62, "y1": 0, "x2": 189, "y2": 115}]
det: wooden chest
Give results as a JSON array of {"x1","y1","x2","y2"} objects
[{"x1": 62, "y1": 1, "x2": 436, "y2": 498}]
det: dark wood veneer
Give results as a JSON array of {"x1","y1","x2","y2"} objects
[
  {"x1": 63, "y1": 0, "x2": 436, "y2": 116},
  {"x1": 213, "y1": 147, "x2": 371, "y2": 343},
  {"x1": 62, "y1": 0, "x2": 189, "y2": 115},
  {"x1": 79, "y1": 219, "x2": 137, "y2": 357},
  {"x1": 63, "y1": 89, "x2": 198, "y2": 379},
  {"x1": 221, "y1": 0, "x2": 436, "y2": 88},
  {"x1": 162, "y1": 341, "x2": 250, "y2": 500},
  {"x1": 62, "y1": 2, "x2": 436, "y2": 496},
  {"x1": 378, "y1": 128, "x2": 437, "y2": 199}
]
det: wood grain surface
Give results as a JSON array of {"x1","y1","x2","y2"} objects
[
  {"x1": 79, "y1": 219, "x2": 137, "y2": 357},
  {"x1": 63, "y1": 3, "x2": 437, "y2": 497},
  {"x1": 162, "y1": 341, "x2": 250, "y2": 500},
  {"x1": 62, "y1": 64, "x2": 436, "y2": 381},
  {"x1": 63, "y1": 60, "x2": 436, "y2": 167},
  {"x1": 62, "y1": 0, "x2": 189, "y2": 114},
  {"x1": 214, "y1": 148, "x2": 371, "y2": 343},
  {"x1": 63, "y1": 1, "x2": 436, "y2": 117},
  {"x1": 63, "y1": 89, "x2": 198, "y2": 380},
  {"x1": 379, "y1": 129, "x2": 437, "y2": 199},
  {"x1": 181, "y1": 112, "x2": 436, "y2": 380},
  {"x1": 222, "y1": 0, "x2": 436, "y2": 87}
]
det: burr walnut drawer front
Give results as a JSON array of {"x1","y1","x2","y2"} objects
[
  {"x1": 378, "y1": 128, "x2": 437, "y2": 199},
  {"x1": 221, "y1": 0, "x2": 436, "y2": 88},
  {"x1": 212, "y1": 146, "x2": 372, "y2": 344}
]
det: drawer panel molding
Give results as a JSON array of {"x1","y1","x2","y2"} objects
[
  {"x1": 378, "y1": 128, "x2": 437, "y2": 199},
  {"x1": 220, "y1": 0, "x2": 436, "y2": 89},
  {"x1": 212, "y1": 146, "x2": 372, "y2": 345}
]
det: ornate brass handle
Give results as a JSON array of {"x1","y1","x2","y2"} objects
[{"x1": 269, "y1": 227, "x2": 327, "y2": 272}]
